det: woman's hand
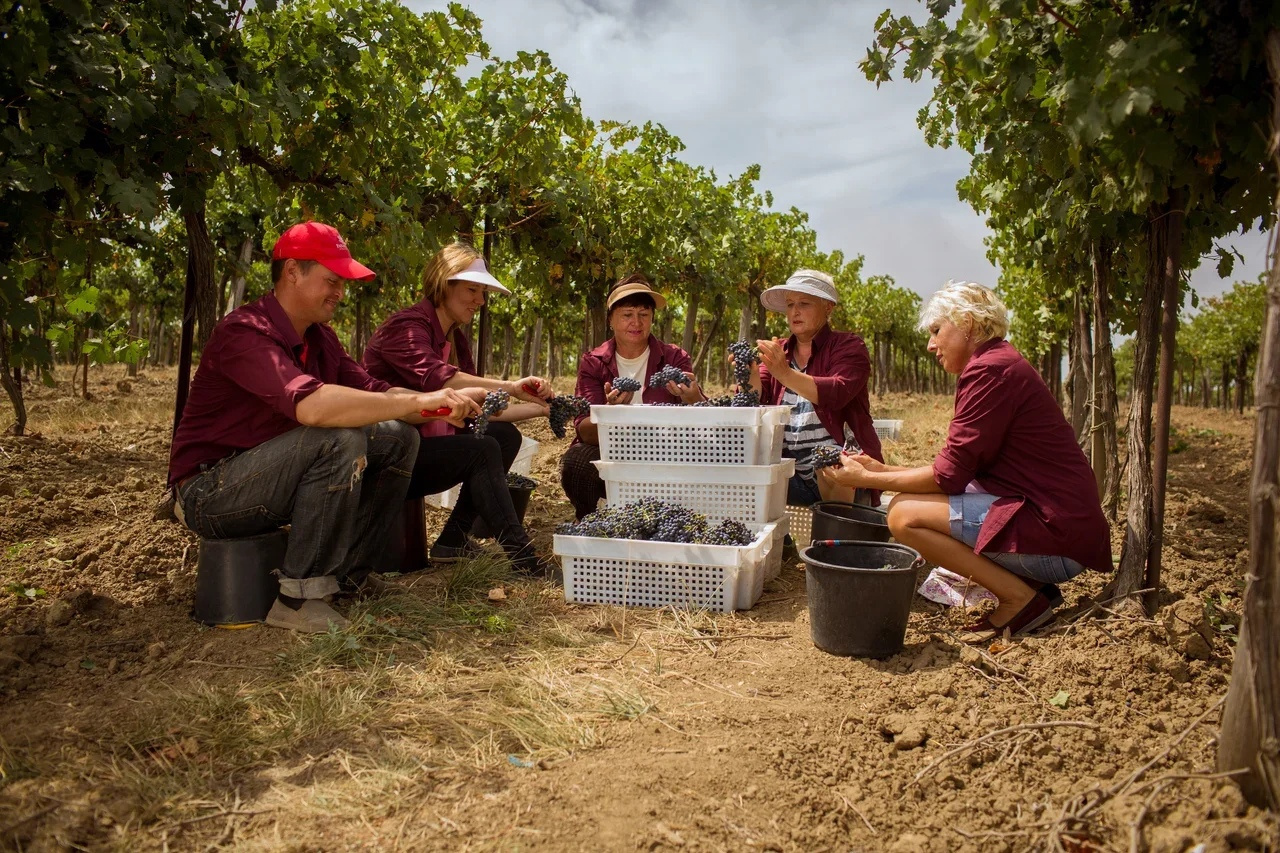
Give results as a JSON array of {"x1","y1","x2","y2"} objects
[
  {"x1": 508, "y1": 376, "x2": 554, "y2": 405},
  {"x1": 669, "y1": 372, "x2": 704, "y2": 404},
  {"x1": 849, "y1": 453, "x2": 886, "y2": 474},
  {"x1": 603, "y1": 381, "x2": 634, "y2": 406},
  {"x1": 756, "y1": 337, "x2": 788, "y2": 375},
  {"x1": 818, "y1": 452, "x2": 873, "y2": 489}
]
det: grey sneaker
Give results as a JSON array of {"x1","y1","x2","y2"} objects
[
  {"x1": 429, "y1": 537, "x2": 486, "y2": 563},
  {"x1": 264, "y1": 599, "x2": 351, "y2": 633}
]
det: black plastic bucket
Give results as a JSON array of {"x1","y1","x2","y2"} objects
[
  {"x1": 192, "y1": 528, "x2": 287, "y2": 627},
  {"x1": 471, "y1": 483, "x2": 535, "y2": 539},
  {"x1": 800, "y1": 540, "x2": 922, "y2": 657},
  {"x1": 810, "y1": 501, "x2": 891, "y2": 545}
]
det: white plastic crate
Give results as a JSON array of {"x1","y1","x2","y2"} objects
[
  {"x1": 554, "y1": 522, "x2": 779, "y2": 612},
  {"x1": 591, "y1": 405, "x2": 791, "y2": 465},
  {"x1": 786, "y1": 505, "x2": 812, "y2": 548},
  {"x1": 873, "y1": 419, "x2": 903, "y2": 441},
  {"x1": 761, "y1": 516, "x2": 788, "y2": 581},
  {"x1": 593, "y1": 459, "x2": 795, "y2": 524}
]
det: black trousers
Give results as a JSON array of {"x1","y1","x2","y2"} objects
[
  {"x1": 408, "y1": 423, "x2": 528, "y2": 549},
  {"x1": 559, "y1": 441, "x2": 604, "y2": 520}
]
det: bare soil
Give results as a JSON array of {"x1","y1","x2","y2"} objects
[{"x1": 0, "y1": 369, "x2": 1275, "y2": 852}]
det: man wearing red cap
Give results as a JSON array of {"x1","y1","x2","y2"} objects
[{"x1": 168, "y1": 222, "x2": 480, "y2": 632}]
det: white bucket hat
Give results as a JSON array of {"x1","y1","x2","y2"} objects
[
  {"x1": 760, "y1": 269, "x2": 838, "y2": 313},
  {"x1": 449, "y1": 257, "x2": 511, "y2": 295}
]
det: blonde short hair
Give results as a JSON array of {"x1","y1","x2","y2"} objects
[
  {"x1": 918, "y1": 280, "x2": 1010, "y2": 343},
  {"x1": 423, "y1": 242, "x2": 480, "y2": 306}
]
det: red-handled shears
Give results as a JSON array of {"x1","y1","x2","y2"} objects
[{"x1": 420, "y1": 408, "x2": 453, "y2": 417}]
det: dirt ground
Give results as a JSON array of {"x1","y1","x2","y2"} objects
[{"x1": 0, "y1": 367, "x2": 1276, "y2": 852}]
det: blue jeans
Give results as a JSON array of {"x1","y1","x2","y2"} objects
[
  {"x1": 948, "y1": 492, "x2": 1085, "y2": 584},
  {"x1": 177, "y1": 422, "x2": 419, "y2": 599}
]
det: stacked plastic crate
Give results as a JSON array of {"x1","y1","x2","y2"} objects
[{"x1": 552, "y1": 405, "x2": 793, "y2": 612}]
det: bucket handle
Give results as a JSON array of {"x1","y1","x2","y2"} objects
[{"x1": 812, "y1": 541, "x2": 928, "y2": 572}]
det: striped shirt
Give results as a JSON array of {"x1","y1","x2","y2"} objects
[{"x1": 782, "y1": 361, "x2": 840, "y2": 480}]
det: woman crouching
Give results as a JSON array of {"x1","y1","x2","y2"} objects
[{"x1": 820, "y1": 281, "x2": 1112, "y2": 639}]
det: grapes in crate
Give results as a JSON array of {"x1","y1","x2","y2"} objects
[
  {"x1": 548, "y1": 394, "x2": 591, "y2": 439},
  {"x1": 649, "y1": 365, "x2": 691, "y2": 389},
  {"x1": 506, "y1": 473, "x2": 537, "y2": 489},
  {"x1": 610, "y1": 376, "x2": 642, "y2": 394},
  {"x1": 472, "y1": 390, "x2": 510, "y2": 437},
  {"x1": 557, "y1": 498, "x2": 754, "y2": 546},
  {"x1": 810, "y1": 445, "x2": 844, "y2": 470},
  {"x1": 692, "y1": 394, "x2": 734, "y2": 407}
]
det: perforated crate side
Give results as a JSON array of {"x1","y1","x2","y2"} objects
[
  {"x1": 561, "y1": 557, "x2": 749, "y2": 612},
  {"x1": 592, "y1": 405, "x2": 790, "y2": 465}
]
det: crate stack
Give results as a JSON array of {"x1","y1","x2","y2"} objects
[{"x1": 552, "y1": 405, "x2": 793, "y2": 613}]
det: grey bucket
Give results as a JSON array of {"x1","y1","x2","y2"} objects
[
  {"x1": 471, "y1": 483, "x2": 535, "y2": 539},
  {"x1": 809, "y1": 501, "x2": 891, "y2": 546},
  {"x1": 800, "y1": 540, "x2": 922, "y2": 658}
]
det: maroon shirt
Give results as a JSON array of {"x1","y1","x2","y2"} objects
[
  {"x1": 758, "y1": 324, "x2": 884, "y2": 464},
  {"x1": 363, "y1": 299, "x2": 475, "y2": 438},
  {"x1": 933, "y1": 338, "x2": 1113, "y2": 572},
  {"x1": 168, "y1": 292, "x2": 389, "y2": 486},
  {"x1": 572, "y1": 335, "x2": 694, "y2": 442}
]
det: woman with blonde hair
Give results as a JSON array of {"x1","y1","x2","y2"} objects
[
  {"x1": 364, "y1": 242, "x2": 552, "y2": 573},
  {"x1": 822, "y1": 281, "x2": 1112, "y2": 640}
]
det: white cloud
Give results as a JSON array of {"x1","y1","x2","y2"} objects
[{"x1": 405, "y1": 0, "x2": 1269, "y2": 302}]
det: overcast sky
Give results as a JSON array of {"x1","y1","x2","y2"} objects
[{"x1": 405, "y1": 0, "x2": 1269, "y2": 305}]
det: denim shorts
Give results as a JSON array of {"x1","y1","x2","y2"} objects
[{"x1": 949, "y1": 492, "x2": 1086, "y2": 584}]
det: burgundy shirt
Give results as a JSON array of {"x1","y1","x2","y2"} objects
[
  {"x1": 759, "y1": 324, "x2": 884, "y2": 464},
  {"x1": 362, "y1": 299, "x2": 474, "y2": 438},
  {"x1": 933, "y1": 338, "x2": 1113, "y2": 572},
  {"x1": 572, "y1": 335, "x2": 694, "y2": 442},
  {"x1": 168, "y1": 292, "x2": 389, "y2": 486}
]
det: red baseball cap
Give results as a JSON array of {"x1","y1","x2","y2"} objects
[{"x1": 271, "y1": 222, "x2": 376, "y2": 282}]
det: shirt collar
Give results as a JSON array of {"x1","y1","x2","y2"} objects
[
  {"x1": 782, "y1": 322, "x2": 832, "y2": 356},
  {"x1": 263, "y1": 292, "x2": 306, "y2": 351}
]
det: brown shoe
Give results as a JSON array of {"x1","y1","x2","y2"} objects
[{"x1": 264, "y1": 599, "x2": 351, "y2": 633}]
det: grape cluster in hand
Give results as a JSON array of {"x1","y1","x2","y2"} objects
[
  {"x1": 649, "y1": 365, "x2": 690, "y2": 388},
  {"x1": 810, "y1": 445, "x2": 843, "y2": 469},
  {"x1": 473, "y1": 390, "x2": 511, "y2": 437},
  {"x1": 557, "y1": 497, "x2": 754, "y2": 546},
  {"x1": 548, "y1": 395, "x2": 591, "y2": 438},
  {"x1": 610, "y1": 376, "x2": 642, "y2": 394},
  {"x1": 727, "y1": 340, "x2": 760, "y2": 407}
]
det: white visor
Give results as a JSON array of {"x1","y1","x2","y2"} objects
[
  {"x1": 760, "y1": 270, "x2": 838, "y2": 313},
  {"x1": 450, "y1": 258, "x2": 511, "y2": 295}
]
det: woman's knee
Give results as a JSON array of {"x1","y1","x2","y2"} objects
[
  {"x1": 886, "y1": 494, "x2": 937, "y2": 540},
  {"x1": 487, "y1": 421, "x2": 523, "y2": 470}
]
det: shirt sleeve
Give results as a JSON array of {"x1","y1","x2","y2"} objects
[
  {"x1": 933, "y1": 362, "x2": 1016, "y2": 493},
  {"x1": 217, "y1": 323, "x2": 322, "y2": 421},
  {"x1": 811, "y1": 335, "x2": 870, "y2": 411},
  {"x1": 758, "y1": 362, "x2": 778, "y2": 402},
  {"x1": 337, "y1": 350, "x2": 390, "y2": 393},
  {"x1": 374, "y1": 316, "x2": 460, "y2": 391},
  {"x1": 574, "y1": 353, "x2": 609, "y2": 428}
]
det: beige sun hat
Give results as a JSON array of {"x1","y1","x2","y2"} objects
[{"x1": 760, "y1": 269, "x2": 838, "y2": 313}]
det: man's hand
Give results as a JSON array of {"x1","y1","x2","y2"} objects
[{"x1": 417, "y1": 388, "x2": 481, "y2": 428}]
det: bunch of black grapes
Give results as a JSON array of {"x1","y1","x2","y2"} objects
[
  {"x1": 558, "y1": 498, "x2": 753, "y2": 546},
  {"x1": 506, "y1": 473, "x2": 537, "y2": 489},
  {"x1": 810, "y1": 445, "x2": 843, "y2": 469},
  {"x1": 610, "y1": 376, "x2": 642, "y2": 394},
  {"x1": 473, "y1": 390, "x2": 510, "y2": 436},
  {"x1": 727, "y1": 340, "x2": 760, "y2": 407},
  {"x1": 691, "y1": 394, "x2": 734, "y2": 407},
  {"x1": 649, "y1": 365, "x2": 691, "y2": 388},
  {"x1": 548, "y1": 394, "x2": 591, "y2": 439}
]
